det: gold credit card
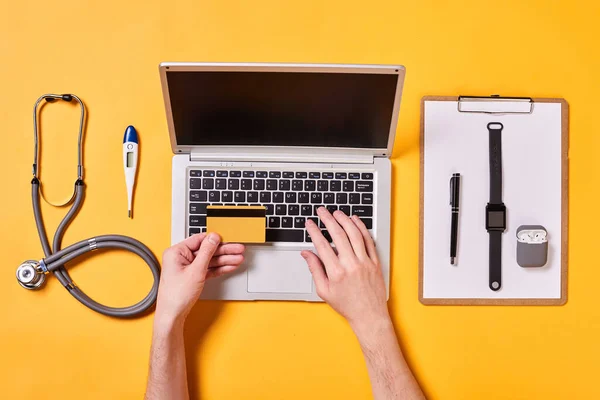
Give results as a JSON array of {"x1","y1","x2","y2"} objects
[{"x1": 206, "y1": 206, "x2": 266, "y2": 243}]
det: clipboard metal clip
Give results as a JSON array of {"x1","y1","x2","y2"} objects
[{"x1": 457, "y1": 95, "x2": 534, "y2": 114}]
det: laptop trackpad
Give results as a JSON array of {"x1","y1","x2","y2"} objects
[{"x1": 247, "y1": 249, "x2": 313, "y2": 294}]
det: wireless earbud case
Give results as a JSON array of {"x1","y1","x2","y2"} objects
[{"x1": 516, "y1": 225, "x2": 548, "y2": 268}]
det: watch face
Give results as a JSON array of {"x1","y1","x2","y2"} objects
[{"x1": 488, "y1": 211, "x2": 505, "y2": 228}]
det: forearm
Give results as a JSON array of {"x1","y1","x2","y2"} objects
[
  {"x1": 353, "y1": 317, "x2": 425, "y2": 400},
  {"x1": 145, "y1": 317, "x2": 189, "y2": 400}
]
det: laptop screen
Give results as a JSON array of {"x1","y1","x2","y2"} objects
[{"x1": 166, "y1": 71, "x2": 398, "y2": 149}]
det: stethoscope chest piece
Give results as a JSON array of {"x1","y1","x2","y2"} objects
[{"x1": 16, "y1": 260, "x2": 46, "y2": 290}]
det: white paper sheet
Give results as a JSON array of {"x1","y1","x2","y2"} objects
[{"x1": 422, "y1": 101, "x2": 563, "y2": 299}]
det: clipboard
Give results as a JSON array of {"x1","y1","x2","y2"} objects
[{"x1": 419, "y1": 95, "x2": 569, "y2": 305}]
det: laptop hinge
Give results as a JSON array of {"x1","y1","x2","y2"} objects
[{"x1": 189, "y1": 149, "x2": 376, "y2": 164}]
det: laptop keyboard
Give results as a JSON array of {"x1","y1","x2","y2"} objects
[{"x1": 187, "y1": 169, "x2": 374, "y2": 243}]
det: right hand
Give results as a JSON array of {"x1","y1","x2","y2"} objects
[{"x1": 301, "y1": 207, "x2": 390, "y2": 332}]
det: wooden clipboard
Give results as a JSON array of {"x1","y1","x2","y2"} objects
[{"x1": 419, "y1": 96, "x2": 569, "y2": 305}]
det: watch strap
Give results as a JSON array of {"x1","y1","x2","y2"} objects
[
  {"x1": 489, "y1": 230, "x2": 502, "y2": 291},
  {"x1": 488, "y1": 123, "x2": 503, "y2": 205}
]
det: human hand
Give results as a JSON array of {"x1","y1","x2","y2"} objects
[
  {"x1": 155, "y1": 233, "x2": 245, "y2": 327},
  {"x1": 301, "y1": 207, "x2": 389, "y2": 334}
]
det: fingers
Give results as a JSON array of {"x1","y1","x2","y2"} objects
[
  {"x1": 178, "y1": 233, "x2": 206, "y2": 251},
  {"x1": 332, "y1": 210, "x2": 368, "y2": 260},
  {"x1": 206, "y1": 265, "x2": 239, "y2": 280},
  {"x1": 301, "y1": 250, "x2": 329, "y2": 298},
  {"x1": 208, "y1": 254, "x2": 244, "y2": 268},
  {"x1": 317, "y1": 207, "x2": 354, "y2": 259},
  {"x1": 190, "y1": 233, "x2": 221, "y2": 274},
  {"x1": 351, "y1": 215, "x2": 378, "y2": 263},
  {"x1": 213, "y1": 243, "x2": 245, "y2": 256},
  {"x1": 305, "y1": 219, "x2": 338, "y2": 270}
]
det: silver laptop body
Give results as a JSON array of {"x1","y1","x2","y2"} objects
[{"x1": 160, "y1": 62, "x2": 405, "y2": 301}]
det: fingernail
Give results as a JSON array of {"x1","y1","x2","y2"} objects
[
  {"x1": 207, "y1": 233, "x2": 220, "y2": 244},
  {"x1": 306, "y1": 219, "x2": 314, "y2": 226},
  {"x1": 317, "y1": 206, "x2": 325, "y2": 213}
]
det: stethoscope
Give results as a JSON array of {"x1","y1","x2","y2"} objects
[{"x1": 16, "y1": 94, "x2": 160, "y2": 318}]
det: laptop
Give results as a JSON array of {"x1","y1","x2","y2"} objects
[{"x1": 160, "y1": 62, "x2": 405, "y2": 301}]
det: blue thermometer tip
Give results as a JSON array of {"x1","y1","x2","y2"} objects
[{"x1": 123, "y1": 125, "x2": 138, "y2": 144}]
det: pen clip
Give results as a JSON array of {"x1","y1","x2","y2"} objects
[{"x1": 449, "y1": 176, "x2": 454, "y2": 205}]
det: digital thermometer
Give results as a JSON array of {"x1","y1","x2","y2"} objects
[{"x1": 123, "y1": 125, "x2": 138, "y2": 218}]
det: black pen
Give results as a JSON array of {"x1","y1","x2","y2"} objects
[{"x1": 450, "y1": 173, "x2": 461, "y2": 265}]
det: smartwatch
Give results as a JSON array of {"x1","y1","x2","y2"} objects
[{"x1": 486, "y1": 122, "x2": 506, "y2": 291}]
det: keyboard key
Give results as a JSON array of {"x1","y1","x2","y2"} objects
[
  {"x1": 266, "y1": 229, "x2": 304, "y2": 242},
  {"x1": 317, "y1": 180, "x2": 328, "y2": 191},
  {"x1": 288, "y1": 204, "x2": 299, "y2": 215},
  {"x1": 283, "y1": 172, "x2": 294, "y2": 178},
  {"x1": 202, "y1": 227, "x2": 207, "y2": 233},
  {"x1": 230, "y1": 171, "x2": 242, "y2": 177},
  {"x1": 282, "y1": 217, "x2": 293, "y2": 227},
  {"x1": 313, "y1": 205, "x2": 324, "y2": 215},
  {"x1": 265, "y1": 204, "x2": 274, "y2": 215},
  {"x1": 360, "y1": 218, "x2": 373, "y2": 229},
  {"x1": 234, "y1": 192, "x2": 246, "y2": 203},
  {"x1": 256, "y1": 171, "x2": 268, "y2": 178},
  {"x1": 243, "y1": 171, "x2": 254, "y2": 178},
  {"x1": 301, "y1": 205, "x2": 312, "y2": 216},
  {"x1": 330, "y1": 181, "x2": 341, "y2": 191},
  {"x1": 322, "y1": 230, "x2": 333, "y2": 242},
  {"x1": 292, "y1": 180, "x2": 303, "y2": 191},
  {"x1": 190, "y1": 178, "x2": 202, "y2": 189},
  {"x1": 216, "y1": 178, "x2": 227, "y2": 189},
  {"x1": 189, "y1": 203, "x2": 208, "y2": 214},
  {"x1": 217, "y1": 170, "x2": 228, "y2": 177},
  {"x1": 335, "y1": 172, "x2": 347, "y2": 179},
  {"x1": 222, "y1": 191, "x2": 233, "y2": 202},
  {"x1": 361, "y1": 173, "x2": 374, "y2": 180},
  {"x1": 202, "y1": 178, "x2": 214, "y2": 189},
  {"x1": 309, "y1": 172, "x2": 320, "y2": 179},
  {"x1": 269, "y1": 171, "x2": 281, "y2": 178},
  {"x1": 362, "y1": 193, "x2": 373, "y2": 204},
  {"x1": 190, "y1": 170, "x2": 202, "y2": 177},
  {"x1": 319, "y1": 218, "x2": 326, "y2": 228},
  {"x1": 323, "y1": 193, "x2": 335, "y2": 204},
  {"x1": 304, "y1": 180, "x2": 316, "y2": 191},
  {"x1": 189, "y1": 215, "x2": 206, "y2": 226},
  {"x1": 254, "y1": 179, "x2": 265, "y2": 190},
  {"x1": 296, "y1": 172, "x2": 308, "y2": 179},
  {"x1": 208, "y1": 191, "x2": 220, "y2": 202},
  {"x1": 260, "y1": 192, "x2": 271, "y2": 203},
  {"x1": 279, "y1": 180, "x2": 291, "y2": 191},
  {"x1": 349, "y1": 193, "x2": 360, "y2": 204},
  {"x1": 203, "y1": 170, "x2": 215, "y2": 177},
  {"x1": 326, "y1": 205, "x2": 338, "y2": 213},
  {"x1": 268, "y1": 216, "x2": 280, "y2": 228},
  {"x1": 285, "y1": 192, "x2": 297, "y2": 203},
  {"x1": 212, "y1": 203, "x2": 223, "y2": 206},
  {"x1": 356, "y1": 181, "x2": 373, "y2": 192},
  {"x1": 241, "y1": 179, "x2": 252, "y2": 190},
  {"x1": 349, "y1": 173, "x2": 360, "y2": 179},
  {"x1": 298, "y1": 193, "x2": 309, "y2": 203},
  {"x1": 189, "y1": 228, "x2": 201, "y2": 236},
  {"x1": 307, "y1": 217, "x2": 318, "y2": 226},
  {"x1": 228, "y1": 179, "x2": 240, "y2": 190},
  {"x1": 273, "y1": 192, "x2": 284, "y2": 203},
  {"x1": 189, "y1": 191, "x2": 207, "y2": 201},
  {"x1": 343, "y1": 181, "x2": 354, "y2": 192},
  {"x1": 247, "y1": 191, "x2": 258, "y2": 202},
  {"x1": 250, "y1": 203, "x2": 261, "y2": 206},
  {"x1": 267, "y1": 180, "x2": 277, "y2": 190},
  {"x1": 323, "y1": 172, "x2": 334, "y2": 179},
  {"x1": 336, "y1": 193, "x2": 348, "y2": 204},
  {"x1": 339, "y1": 205, "x2": 351, "y2": 215},
  {"x1": 225, "y1": 203, "x2": 236, "y2": 206},
  {"x1": 310, "y1": 193, "x2": 322, "y2": 203},
  {"x1": 294, "y1": 217, "x2": 306, "y2": 228},
  {"x1": 352, "y1": 206, "x2": 373, "y2": 217},
  {"x1": 276, "y1": 205, "x2": 287, "y2": 215}
]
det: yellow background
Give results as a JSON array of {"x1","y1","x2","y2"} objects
[{"x1": 1, "y1": 1, "x2": 598, "y2": 399}]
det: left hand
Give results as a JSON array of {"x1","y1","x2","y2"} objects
[{"x1": 155, "y1": 233, "x2": 245, "y2": 326}]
